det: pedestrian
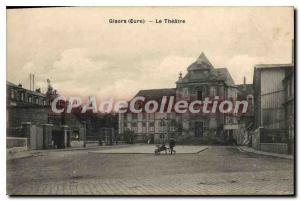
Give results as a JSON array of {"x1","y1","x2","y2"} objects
[{"x1": 169, "y1": 138, "x2": 176, "y2": 155}]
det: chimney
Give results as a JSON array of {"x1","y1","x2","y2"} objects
[
  {"x1": 29, "y1": 73, "x2": 32, "y2": 90},
  {"x1": 243, "y1": 76, "x2": 246, "y2": 85},
  {"x1": 33, "y1": 74, "x2": 35, "y2": 91}
]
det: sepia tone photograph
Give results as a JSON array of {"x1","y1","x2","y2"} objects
[{"x1": 6, "y1": 7, "x2": 295, "y2": 195}]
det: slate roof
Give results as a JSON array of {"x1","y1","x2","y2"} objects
[
  {"x1": 187, "y1": 52, "x2": 214, "y2": 71},
  {"x1": 7, "y1": 81, "x2": 46, "y2": 97},
  {"x1": 181, "y1": 68, "x2": 236, "y2": 86},
  {"x1": 133, "y1": 88, "x2": 176, "y2": 101}
]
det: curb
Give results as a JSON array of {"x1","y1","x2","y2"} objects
[{"x1": 237, "y1": 146, "x2": 293, "y2": 160}]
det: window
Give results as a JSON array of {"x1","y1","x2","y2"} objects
[
  {"x1": 149, "y1": 113, "x2": 155, "y2": 120},
  {"x1": 142, "y1": 122, "x2": 147, "y2": 132},
  {"x1": 246, "y1": 95, "x2": 254, "y2": 104},
  {"x1": 149, "y1": 122, "x2": 155, "y2": 132},
  {"x1": 142, "y1": 113, "x2": 147, "y2": 120},
  {"x1": 35, "y1": 97, "x2": 39, "y2": 104},
  {"x1": 131, "y1": 122, "x2": 138, "y2": 132},
  {"x1": 132, "y1": 113, "x2": 138, "y2": 120},
  {"x1": 28, "y1": 96, "x2": 32, "y2": 103},
  {"x1": 197, "y1": 90, "x2": 203, "y2": 100},
  {"x1": 210, "y1": 87, "x2": 216, "y2": 97},
  {"x1": 20, "y1": 93, "x2": 24, "y2": 101},
  {"x1": 10, "y1": 89, "x2": 15, "y2": 99},
  {"x1": 183, "y1": 88, "x2": 189, "y2": 99}
]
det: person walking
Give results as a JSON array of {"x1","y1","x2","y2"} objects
[{"x1": 169, "y1": 138, "x2": 176, "y2": 155}]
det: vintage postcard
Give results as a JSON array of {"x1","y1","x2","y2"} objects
[{"x1": 6, "y1": 7, "x2": 294, "y2": 195}]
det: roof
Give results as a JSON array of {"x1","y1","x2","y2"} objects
[
  {"x1": 237, "y1": 84, "x2": 254, "y2": 100},
  {"x1": 187, "y1": 52, "x2": 214, "y2": 71},
  {"x1": 253, "y1": 63, "x2": 294, "y2": 84},
  {"x1": 7, "y1": 80, "x2": 46, "y2": 97},
  {"x1": 255, "y1": 63, "x2": 293, "y2": 69},
  {"x1": 180, "y1": 68, "x2": 236, "y2": 86},
  {"x1": 134, "y1": 88, "x2": 176, "y2": 101},
  {"x1": 7, "y1": 81, "x2": 19, "y2": 87}
]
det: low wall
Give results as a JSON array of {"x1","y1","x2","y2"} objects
[
  {"x1": 260, "y1": 143, "x2": 288, "y2": 154},
  {"x1": 7, "y1": 137, "x2": 28, "y2": 149}
]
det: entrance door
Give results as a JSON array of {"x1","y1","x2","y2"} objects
[{"x1": 195, "y1": 122, "x2": 204, "y2": 137}]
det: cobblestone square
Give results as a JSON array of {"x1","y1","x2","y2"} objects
[{"x1": 7, "y1": 146, "x2": 294, "y2": 195}]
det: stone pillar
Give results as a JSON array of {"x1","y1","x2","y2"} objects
[
  {"x1": 42, "y1": 124, "x2": 53, "y2": 149},
  {"x1": 61, "y1": 125, "x2": 69, "y2": 149},
  {"x1": 67, "y1": 130, "x2": 71, "y2": 148},
  {"x1": 21, "y1": 122, "x2": 31, "y2": 149},
  {"x1": 82, "y1": 122, "x2": 86, "y2": 147}
]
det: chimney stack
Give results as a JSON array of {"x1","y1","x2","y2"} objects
[
  {"x1": 33, "y1": 74, "x2": 35, "y2": 91},
  {"x1": 29, "y1": 73, "x2": 32, "y2": 90}
]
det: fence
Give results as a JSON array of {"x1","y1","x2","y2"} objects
[{"x1": 251, "y1": 127, "x2": 288, "y2": 154}]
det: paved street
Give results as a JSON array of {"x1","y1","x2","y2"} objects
[
  {"x1": 7, "y1": 145, "x2": 294, "y2": 195},
  {"x1": 90, "y1": 144, "x2": 208, "y2": 154}
]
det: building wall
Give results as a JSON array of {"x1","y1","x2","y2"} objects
[
  {"x1": 7, "y1": 107, "x2": 49, "y2": 129},
  {"x1": 260, "y1": 69, "x2": 286, "y2": 129},
  {"x1": 123, "y1": 112, "x2": 177, "y2": 142}
]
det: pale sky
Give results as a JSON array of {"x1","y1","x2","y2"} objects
[{"x1": 7, "y1": 7, "x2": 294, "y2": 101}]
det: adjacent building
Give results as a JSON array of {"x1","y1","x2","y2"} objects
[
  {"x1": 6, "y1": 80, "x2": 86, "y2": 149},
  {"x1": 253, "y1": 63, "x2": 294, "y2": 154}
]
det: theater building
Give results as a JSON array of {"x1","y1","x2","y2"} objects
[{"x1": 119, "y1": 53, "x2": 241, "y2": 144}]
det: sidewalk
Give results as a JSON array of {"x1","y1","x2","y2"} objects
[
  {"x1": 238, "y1": 146, "x2": 293, "y2": 160},
  {"x1": 7, "y1": 144, "x2": 130, "y2": 161}
]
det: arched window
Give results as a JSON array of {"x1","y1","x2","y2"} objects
[{"x1": 182, "y1": 88, "x2": 189, "y2": 99}]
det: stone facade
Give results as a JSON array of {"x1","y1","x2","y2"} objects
[
  {"x1": 119, "y1": 53, "x2": 242, "y2": 144},
  {"x1": 6, "y1": 80, "x2": 86, "y2": 149}
]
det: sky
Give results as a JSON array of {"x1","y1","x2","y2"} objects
[{"x1": 7, "y1": 7, "x2": 294, "y2": 101}]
